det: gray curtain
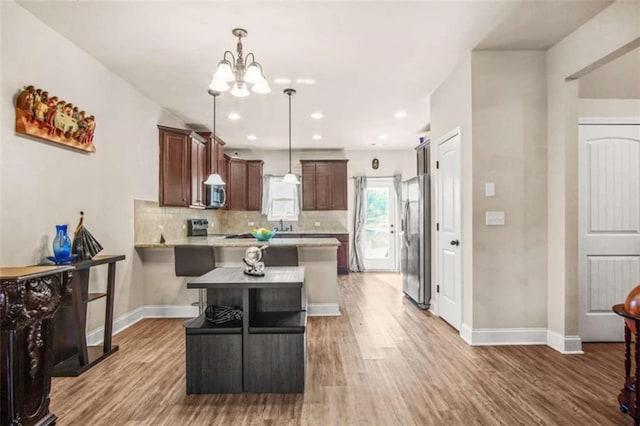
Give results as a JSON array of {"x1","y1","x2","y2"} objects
[
  {"x1": 393, "y1": 174, "x2": 402, "y2": 223},
  {"x1": 350, "y1": 176, "x2": 367, "y2": 272}
]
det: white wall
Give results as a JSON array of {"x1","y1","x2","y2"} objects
[
  {"x1": 470, "y1": 51, "x2": 548, "y2": 329},
  {"x1": 0, "y1": 2, "x2": 184, "y2": 330},
  {"x1": 546, "y1": 0, "x2": 640, "y2": 341},
  {"x1": 579, "y1": 98, "x2": 640, "y2": 117},
  {"x1": 578, "y1": 47, "x2": 640, "y2": 99},
  {"x1": 430, "y1": 53, "x2": 473, "y2": 325}
]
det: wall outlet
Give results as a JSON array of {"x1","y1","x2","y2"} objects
[
  {"x1": 210, "y1": 222, "x2": 214, "y2": 227},
  {"x1": 182, "y1": 224, "x2": 186, "y2": 229},
  {"x1": 248, "y1": 222, "x2": 255, "y2": 226},
  {"x1": 486, "y1": 211, "x2": 505, "y2": 226},
  {"x1": 314, "y1": 222, "x2": 321, "y2": 227}
]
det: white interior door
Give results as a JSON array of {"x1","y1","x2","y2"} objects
[
  {"x1": 579, "y1": 122, "x2": 640, "y2": 342},
  {"x1": 437, "y1": 130, "x2": 462, "y2": 330},
  {"x1": 363, "y1": 178, "x2": 397, "y2": 271}
]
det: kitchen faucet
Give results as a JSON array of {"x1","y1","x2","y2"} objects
[{"x1": 275, "y1": 219, "x2": 293, "y2": 232}]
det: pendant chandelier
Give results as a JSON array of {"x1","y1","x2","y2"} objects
[
  {"x1": 209, "y1": 28, "x2": 270, "y2": 97},
  {"x1": 204, "y1": 90, "x2": 226, "y2": 186},
  {"x1": 283, "y1": 88, "x2": 299, "y2": 185}
]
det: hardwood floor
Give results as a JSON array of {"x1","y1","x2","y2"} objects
[{"x1": 50, "y1": 273, "x2": 629, "y2": 425}]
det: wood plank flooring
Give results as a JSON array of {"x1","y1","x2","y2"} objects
[{"x1": 50, "y1": 273, "x2": 630, "y2": 425}]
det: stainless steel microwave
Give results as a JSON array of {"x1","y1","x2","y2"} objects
[{"x1": 206, "y1": 184, "x2": 226, "y2": 208}]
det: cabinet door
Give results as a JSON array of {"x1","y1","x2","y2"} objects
[
  {"x1": 301, "y1": 162, "x2": 317, "y2": 210},
  {"x1": 216, "y1": 141, "x2": 225, "y2": 179},
  {"x1": 159, "y1": 130, "x2": 190, "y2": 207},
  {"x1": 206, "y1": 136, "x2": 216, "y2": 176},
  {"x1": 315, "y1": 162, "x2": 333, "y2": 210},
  {"x1": 228, "y1": 159, "x2": 247, "y2": 210},
  {"x1": 330, "y1": 161, "x2": 348, "y2": 210},
  {"x1": 246, "y1": 161, "x2": 263, "y2": 211},
  {"x1": 190, "y1": 138, "x2": 206, "y2": 206},
  {"x1": 335, "y1": 234, "x2": 350, "y2": 274}
]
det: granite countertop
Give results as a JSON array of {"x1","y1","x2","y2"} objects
[{"x1": 135, "y1": 236, "x2": 340, "y2": 248}]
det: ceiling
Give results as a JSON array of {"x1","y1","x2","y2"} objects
[{"x1": 18, "y1": 0, "x2": 612, "y2": 150}]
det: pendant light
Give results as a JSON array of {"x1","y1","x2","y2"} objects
[
  {"x1": 283, "y1": 88, "x2": 299, "y2": 185},
  {"x1": 204, "y1": 89, "x2": 226, "y2": 186}
]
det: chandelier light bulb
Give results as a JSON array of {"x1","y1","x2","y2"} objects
[
  {"x1": 209, "y1": 78, "x2": 230, "y2": 92},
  {"x1": 245, "y1": 63, "x2": 262, "y2": 84},
  {"x1": 252, "y1": 79, "x2": 271, "y2": 94},
  {"x1": 214, "y1": 60, "x2": 235, "y2": 82},
  {"x1": 230, "y1": 82, "x2": 250, "y2": 97}
]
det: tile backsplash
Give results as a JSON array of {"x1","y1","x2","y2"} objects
[{"x1": 134, "y1": 200, "x2": 348, "y2": 243}]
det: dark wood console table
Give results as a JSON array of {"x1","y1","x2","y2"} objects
[
  {"x1": 1, "y1": 265, "x2": 73, "y2": 426},
  {"x1": 613, "y1": 304, "x2": 640, "y2": 426},
  {"x1": 186, "y1": 267, "x2": 307, "y2": 393},
  {"x1": 50, "y1": 254, "x2": 125, "y2": 377}
]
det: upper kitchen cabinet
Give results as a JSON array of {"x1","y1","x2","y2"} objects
[
  {"x1": 228, "y1": 158, "x2": 247, "y2": 210},
  {"x1": 301, "y1": 160, "x2": 348, "y2": 210},
  {"x1": 198, "y1": 132, "x2": 227, "y2": 178},
  {"x1": 159, "y1": 126, "x2": 191, "y2": 207},
  {"x1": 226, "y1": 158, "x2": 264, "y2": 211},
  {"x1": 246, "y1": 160, "x2": 264, "y2": 211},
  {"x1": 190, "y1": 132, "x2": 207, "y2": 208},
  {"x1": 158, "y1": 126, "x2": 206, "y2": 208}
]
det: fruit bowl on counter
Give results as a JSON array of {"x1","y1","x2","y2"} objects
[{"x1": 251, "y1": 228, "x2": 277, "y2": 242}]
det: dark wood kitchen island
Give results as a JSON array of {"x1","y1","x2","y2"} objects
[{"x1": 185, "y1": 266, "x2": 306, "y2": 394}]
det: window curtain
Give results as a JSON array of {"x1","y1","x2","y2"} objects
[
  {"x1": 261, "y1": 174, "x2": 274, "y2": 216},
  {"x1": 350, "y1": 176, "x2": 367, "y2": 272}
]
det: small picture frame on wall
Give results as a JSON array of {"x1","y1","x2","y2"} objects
[
  {"x1": 14, "y1": 85, "x2": 96, "y2": 153},
  {"x1": 372, "y1": 158, "x2": 379, "y2": 170}
]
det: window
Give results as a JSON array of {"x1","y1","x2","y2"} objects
[{"x1": 266, "y1": 176, "x2": 300, "y2": 221}]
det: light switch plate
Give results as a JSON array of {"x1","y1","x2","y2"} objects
[
  {"x1": 314, "y1": 222, "x2": 321, "y2": 227},
  {"x1": 486, "y1": 211, "x2": 505, "y2": 226},
  {"x1": 248, "y1": 222, "x2": 255, "y2": 226},
  {"x1": 485, "y1": 182, "x2": 495, "y2": 197}
]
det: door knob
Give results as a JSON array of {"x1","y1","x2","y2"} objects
[{"x1": 450, "y1": 240, "x2": 460, "y2": 246}]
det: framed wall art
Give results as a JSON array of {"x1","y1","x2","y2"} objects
[{"x1": 15, "y1": 85, "x2": 96, "y2": 153}]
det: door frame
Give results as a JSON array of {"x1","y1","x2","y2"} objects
[
  {"x1": 578, "y1": 117, "x2": 640, "y2": 341},
  {"x1": 362, "y1": 177, "x2": 399, "y2": 271},
  {"x1": 433, "y1": 127, "x2": 463, "y2": 327}
]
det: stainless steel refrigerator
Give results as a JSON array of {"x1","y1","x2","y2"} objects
[{"x1": 401, "y1": 175, "x2": 430, "y2": 308}]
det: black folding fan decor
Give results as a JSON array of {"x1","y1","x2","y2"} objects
[{"x1": 72, "y1": 211, "x2": 103, "y2": 260}]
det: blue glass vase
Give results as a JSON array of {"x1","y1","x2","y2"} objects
[{"x1": 53, "y1": 224, "x2": 72, "y2": 261}]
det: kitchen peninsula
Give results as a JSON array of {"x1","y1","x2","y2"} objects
[{"x1": 135, "y1": 236, "x2": 341, "y2": 316}]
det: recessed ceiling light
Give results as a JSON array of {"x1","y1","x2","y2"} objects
[
  {"x1": 378, "y1": 134, "x2": 388, "y2": 140},
  {"x1": 274, "y1": 78, "x2": 291, "y2": 84},
  {"x1": 295, "y1": 78, "x2": 316, "y2": 85},
  {"x1": 312, "y1": 134, "x2": 322, "y2": 140},
  {"x1": 311, "y1": 112, "x2": 323, "y2": 119},
  {"x1": 247, "y1": 134, "x2": 257, "y2": 140},
  {"x1": 395, "y1": 111, "x2": 407, "y2": 118},
  {"x1": 228, "y1": 113, "x2": 241, "y2": 120}
]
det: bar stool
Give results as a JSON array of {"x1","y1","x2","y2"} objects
[
  {"x1": 174, "y1": 245, "x2": 216, "y2": 315},
  {"x1": 262, "y1": 245, "x2": 299, "y2": 267}
]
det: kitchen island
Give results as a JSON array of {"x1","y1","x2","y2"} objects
[{"x1": 135, "y1": 237, "x2": 340, "y2": 316}]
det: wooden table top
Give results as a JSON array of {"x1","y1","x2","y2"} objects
[
  {"x1": 188, "y1": 266, "x2": 305, "y2": 289},
  {"x1": 0, "y1": 265, "x2": 74, "y2": 281}
]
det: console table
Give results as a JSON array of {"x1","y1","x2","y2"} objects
[
  {"x1": 1, "y1": 265, "x2": 73, "y2": 426},
  {"x1": 186, "y1": 266, "x2": 306, "y2": 393},
  {"x1": 50, "y1": 254, "x2": 125, "y2": 377},
  {"x1": 613, "y1": 304, "x2": 640, "y2": 426}
]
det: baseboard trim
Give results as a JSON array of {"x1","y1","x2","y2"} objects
[
  {"x1": 307, "y1": 303, "x2": 341, "y2": 316},
  {"x1": 461, "y1": 325, "x2": 547, "y2": 346},
  {"x1": 86, "y1": 303, "x2": 340, "y2": 344},
  {"x1": 458, "y1": 325, "x2": 584, "y2": 354},
  {"x1": 547, "y1": 330, "x2": 584, "y2": 354},
  {"x1": 86, "y1": 306, "x2": 144, "y2": 346}
]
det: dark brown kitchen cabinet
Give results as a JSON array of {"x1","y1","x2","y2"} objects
[
  {"x1": 221, "y1": 155, "x2": 230, "y2": 189},
  {"x1": 228, "y1": 159, "x2": 247, "y2": 210},
  {"x1": 335, "y1": 234, "x2": 349, "y2": 274},
  {"x1": 199, "y1": 132, "x2": 227, "y2": 178},
  {"x1": 159, "y1": 126, "x2": 191, "y2": 207},
  {"x1": 301, "y1": 160, "x2": 348, "y2": 210},
  {"x1": 246, "y1": 160, "x2": 264, "y2": 211},
  {"x1": 190, "y1": 133, "x2": 207, "y2": 208}
]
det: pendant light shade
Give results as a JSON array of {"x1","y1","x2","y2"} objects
[
  {"x1": 205, "y1": 89, "x2": 226, "y2": 186},
  {"x1": 284, "y1": 88, "x2": 299, "y2": 185}
]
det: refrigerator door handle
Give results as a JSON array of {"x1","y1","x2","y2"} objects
[{"x1": 402, "y1": 201, "x2": 410, "y2": 246}]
